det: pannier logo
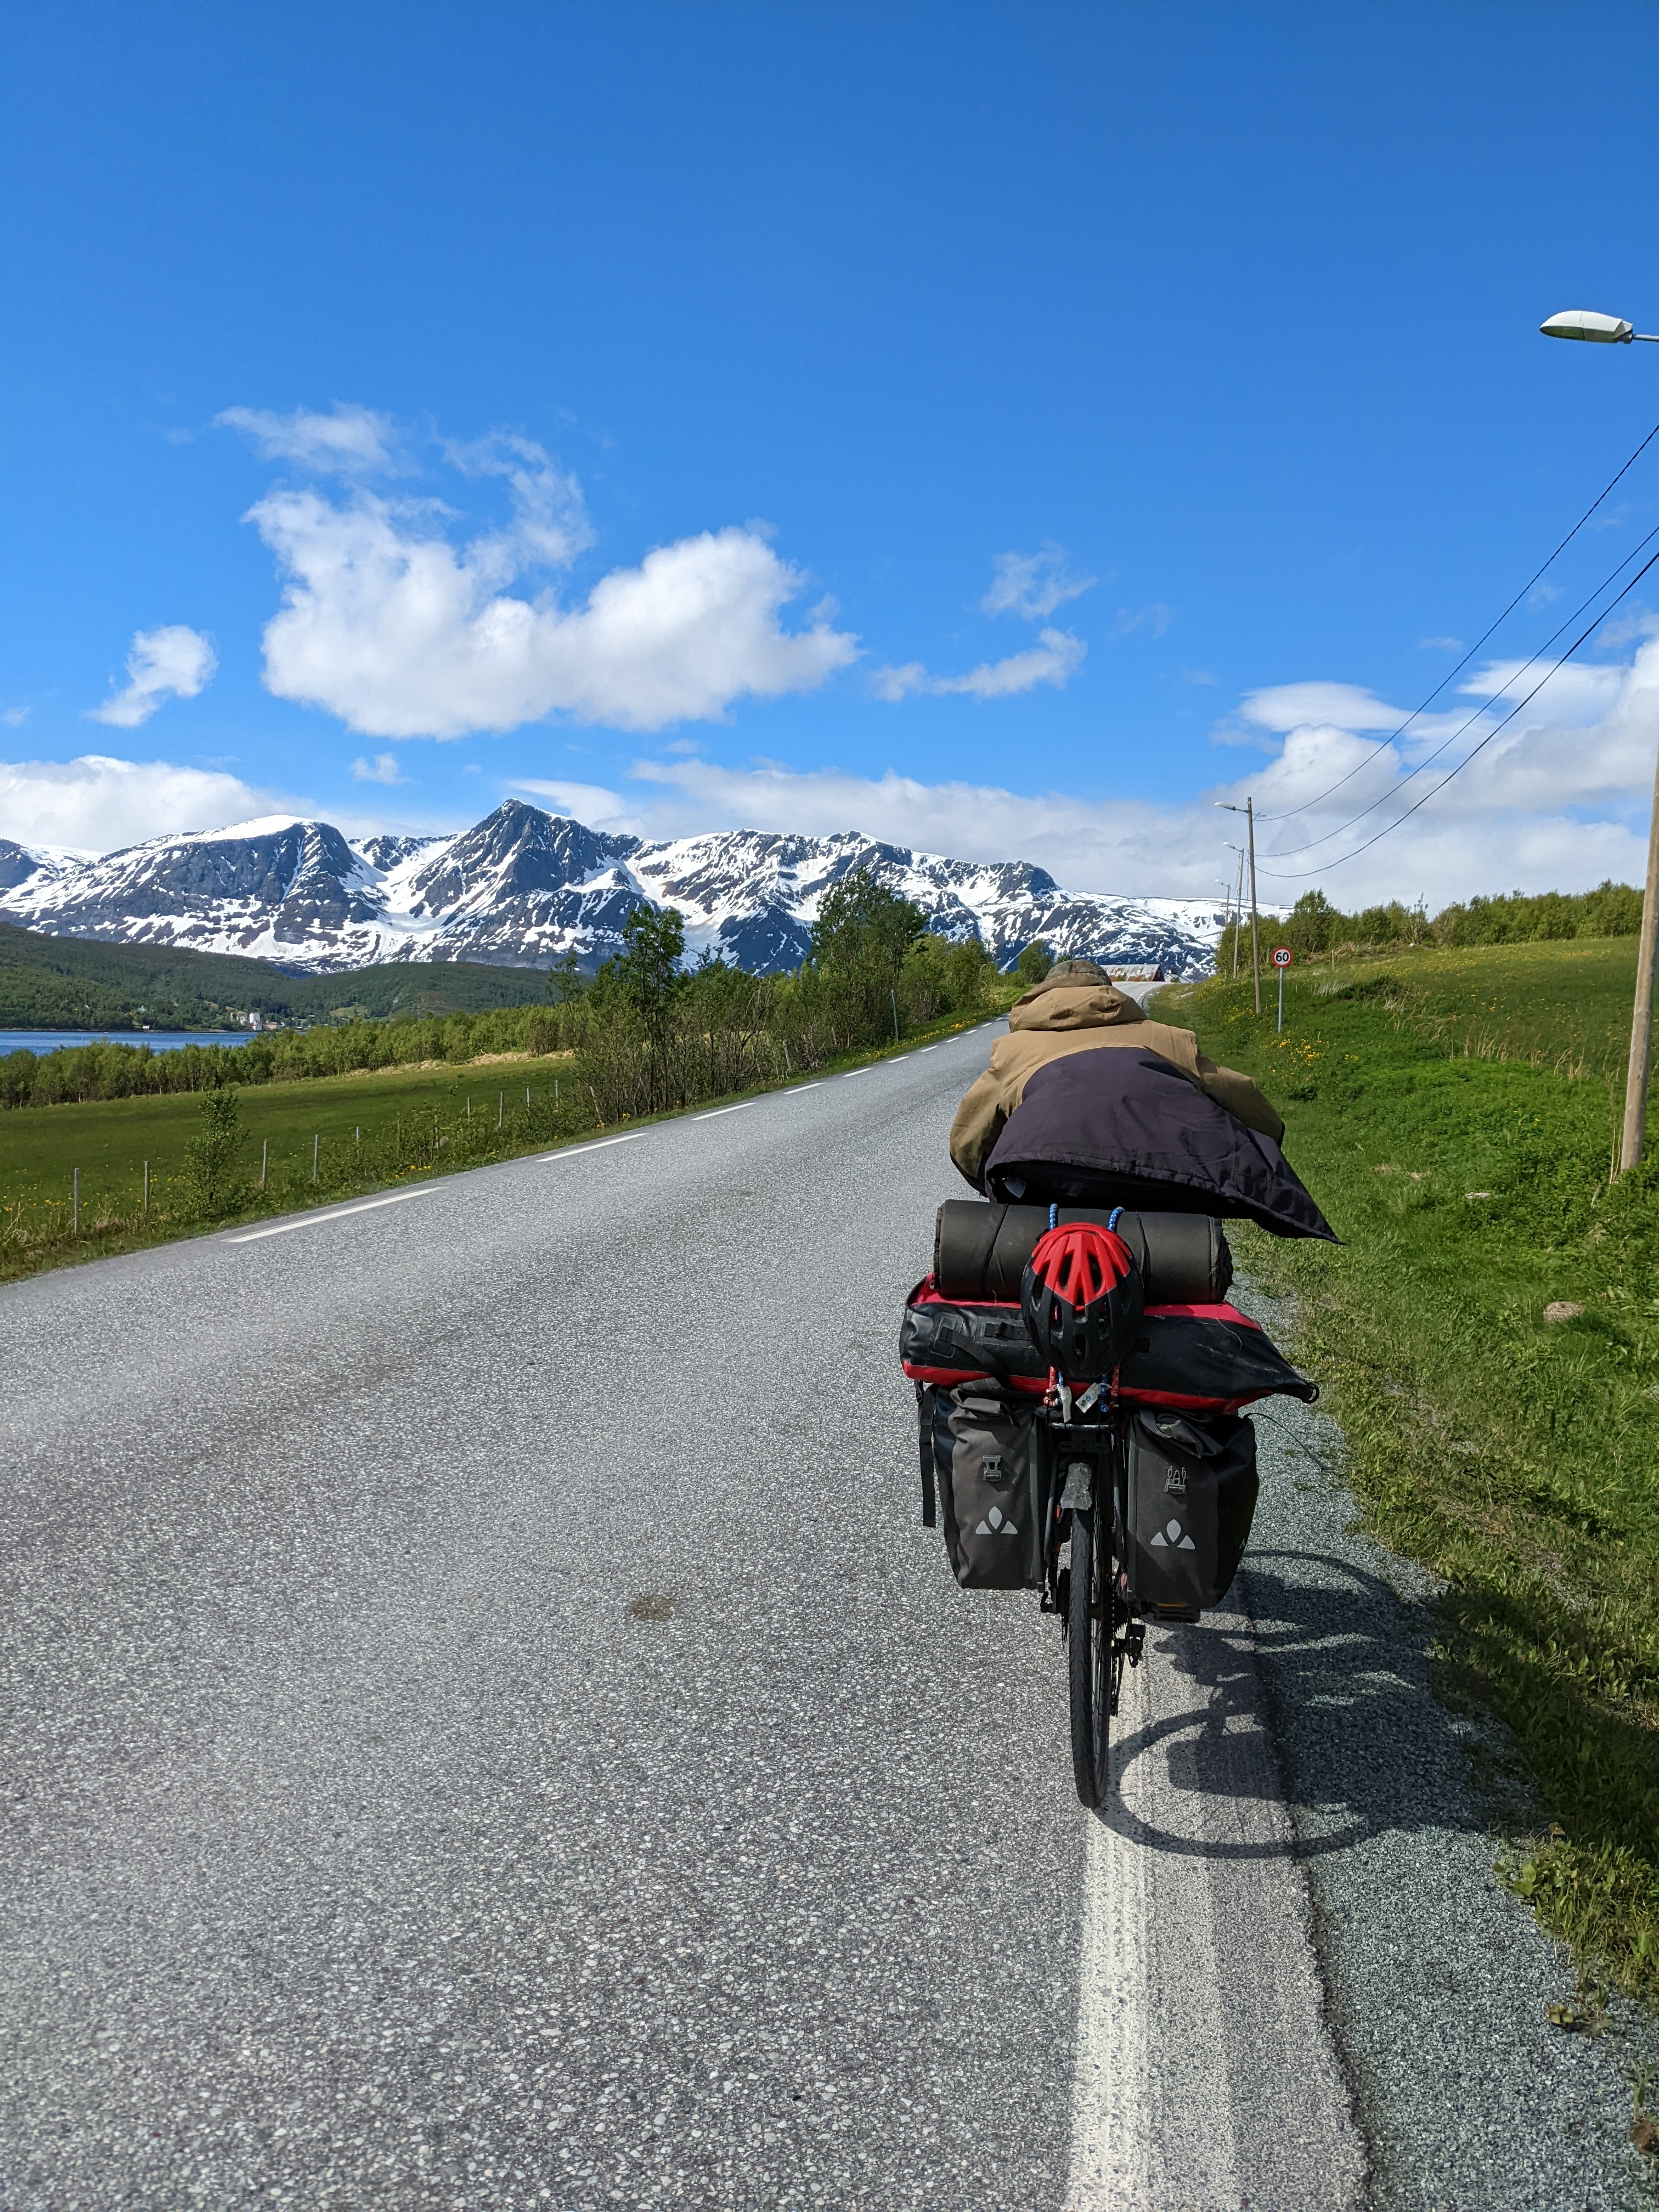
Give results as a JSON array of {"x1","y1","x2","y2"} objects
[
  {"x1": 975, "y1": 1504, "x2": 1020, "y2": 1538},
  {"x1": 1163, "y1": 1469, "x2": 1188, "y2": 1497},
  {"x1": 1150, "y1": 1517, "x2": 1197, "y2": 1552}
]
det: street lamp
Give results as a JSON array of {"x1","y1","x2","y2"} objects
[
  {"x1": 1216, "y1": 801, "x2": 1261, "y2": 1013},
  {"x1": 1543, "y1": 307, "x2": 1659, "y2": 1172},
  {"x1": 1539, "y1": 309, "x2": 1659, "y2": 345}
]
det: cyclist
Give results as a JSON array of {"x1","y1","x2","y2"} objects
[{"x1": 949, "y1": 956, "x2": 1283, "y2": 1191}]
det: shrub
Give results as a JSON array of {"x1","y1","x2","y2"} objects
[{"x1": 180, "y1": 1086, "x2": 245, "y2": 1217}]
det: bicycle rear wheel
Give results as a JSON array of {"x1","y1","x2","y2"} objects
[{"x1": 1067, "y1": 1508, "x2": 1113, "y2": 1807}]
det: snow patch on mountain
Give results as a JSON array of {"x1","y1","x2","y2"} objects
[{"x1": 0, "y1": 800, "x2": 1229, "y2": 978}]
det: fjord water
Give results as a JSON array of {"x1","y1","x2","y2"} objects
[{"x1": 0, "y1": 1029, "x2": 256, "y2": 1056}]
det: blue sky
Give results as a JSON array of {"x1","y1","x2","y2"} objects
[{"x1": 4, "y1": 1, "x2": 1659, "y2": 905}]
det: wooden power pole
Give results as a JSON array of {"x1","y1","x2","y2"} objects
[
  {"x1": 1620, "y1": 740, "x2": 1659, "y2": 1172},
  {"x1": 1246, "y1": 796, "x2": 1261, "y2": 1017}
]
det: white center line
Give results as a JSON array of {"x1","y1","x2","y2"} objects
[
  {"x1": 538, "y1": 1131, "x2": 644, "y2": 1162},
  {"x1": 225, "y1": 1188, "x2": 437, "y2": 1243},
  {"x1": 696, "y1": 1101, "x2": 752, "y2": 1120}
]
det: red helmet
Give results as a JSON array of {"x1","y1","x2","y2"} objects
[{"x1": 1020, "y1": 1220, "x2": 1143, "y2": 1383}]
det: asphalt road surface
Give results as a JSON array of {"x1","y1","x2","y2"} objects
[{"x1": 1, "y1": 1029, "x2": 1647, "y2": 2210}]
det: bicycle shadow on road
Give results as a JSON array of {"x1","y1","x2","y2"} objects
[{"x1": 1096, "y1": 1547, "x2": 1470, "y2": 1864}]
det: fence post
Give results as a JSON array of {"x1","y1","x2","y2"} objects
[
  {"x1": 525, "y1": 1086, "x2": 530, "y2": 1108},
  {"x1": 355, "y1": 1125, "x2": 360, "y2": 1147},
  {"x1": 312, "y1": 1133, "x2": 319, "y2": 1183},
  {"x1": 72, "y1": 1166, "x2": 79, "y2": 1235},
  {"x1": 143, "y1": 1160, "x2": 149, "y2": 1216},
  {"x1": 260, "y1": 1139, "x2": 268, "y2": 1190},
  {"x1": 498, "y1": 1091, "x2": 504, "y2": 1128},
  {"x1": 891, "y1": 989, "x2": 900, "y2": 1041}
]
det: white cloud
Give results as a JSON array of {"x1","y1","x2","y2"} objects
[
  {"x1": 982, "y1": 545, "x2": 1096, "y2": 620},
  {"x1": 1109, "y1": 602, "x2": 1175, "y2": 640},
  {"x1": 1237, "y1": 680, "x2": 1409, "y2": 735},
  {"x1": 1226, "y1": 640, "x2": 1659, "y2": 897},
  {"x1": 0, "y1": 754, "x2": 278, "y2": 854},
  {"x1": 218, "y1": 403, "x2": 399, "y2": 474},
  {"x1": 351, "y1": 752, "x2": 407, "y2": 785},
  {"x1": 871, "y1": 627, "x2": 1086, "y2": 703},
  {"x1": 246, "y1": 475, "x2": 857, "y2": 738},
  {"x1": 1419, "y1": 635, "x2": 1464, "y2": 652},
  {"x1": 511, "y1": 777, "x2": 647, "y2": 832},
  {"x1": 498, "y1": 630, "x2": 1657, "y2": 906},
  {"x1": 88, "y1": 626, "x2": 218, "y2": 728}
]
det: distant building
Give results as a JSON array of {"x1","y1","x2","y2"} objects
[{"x1": 1106, "y1": 963, "x2": 1166, "y2": 983}]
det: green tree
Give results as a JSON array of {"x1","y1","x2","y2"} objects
[
  {"x1": 1015, "y1": 941, "x2": 1052, "y2": 986},
  {"x1": 544, "y1": 949, "x2": 586, "y2": 1004},
  {"x1": 180, "y1": 1086, "x2": 245, "y2": 1217},
  {"x1": 809, "y1": 870, "x2": 927, "y2": 1036},
  {"x1": 602, "y1": 904, "x2": 689, "y2": 1109}
]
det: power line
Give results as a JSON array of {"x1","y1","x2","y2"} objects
[
  {"x1": 1257, "y1": 518, "x2": 1659, "y2": 862},
  {"x1": 1255, "y1": 414, "x2": 1659, "y2": 824},
  {"x1": 1255, "y1": 543, "x2": 1659, "y2": 881}
]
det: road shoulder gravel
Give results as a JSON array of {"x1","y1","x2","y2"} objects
[{"x1": 1238, "y1": 1280, "x2": 1659, "y2": 2212}]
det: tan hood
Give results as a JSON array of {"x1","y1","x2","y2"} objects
[{"x1": 1007, "y1": 981, "x2": 1147, "y2": 1034}]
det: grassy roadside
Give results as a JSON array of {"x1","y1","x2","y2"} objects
[
  {"x1": 1166, "y1": 940, "x2": 1659, "y2": 2006},
  {"x1": 0, "y1": 992, "x2": 1017, "y2": 1286}
]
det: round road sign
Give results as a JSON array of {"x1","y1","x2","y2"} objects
[{"x1": 1271, "y1": 945, "x2": 1293, "y2": 969}]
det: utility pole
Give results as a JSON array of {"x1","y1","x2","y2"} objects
[
  {"x1": 1621, "y1": 737, "x2": 1659, "y2": 1171},
  {"x1": 1538, "y1": 302, "x2": 1659, "y2": 1164},
  {"x1": 1216, "y1": 805, "x2": 1261, "y2": 1011},
  {"x1": 1246, "y1": 797, "x2": 1261, "y2": 1015}
]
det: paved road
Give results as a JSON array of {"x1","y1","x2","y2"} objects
[{"x1": 1, "y1": 1030, "x2": 1644, "y2": 2209}]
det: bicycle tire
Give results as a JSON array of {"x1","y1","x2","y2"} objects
[{"x1": 1067, "y1": 1509, "x2": 1112, "y2": 1807}]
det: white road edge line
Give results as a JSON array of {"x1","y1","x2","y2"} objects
[
  {"x1": 785, "y1": 1082, "x2": 822, "y2": 1093},
  {"x1": 225, "y1": 1188, "x2": 437, "y2": 1243},
  {"x1": 696, "y1": 1102, "x2": 752, "y2": 1120},
  {"x1": 1065, "y1": 1606, "x2": 1364, "y2": 2210},
  {"x1": 537, "y1": 1132, "x2": 644, "y2": 1162},
  {"x1": 842, "y1": 1067, "x2": 872, "y2": 1079}
]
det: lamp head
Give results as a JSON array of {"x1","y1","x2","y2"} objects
[{"x1": 1541, "y1": 309, "x2": 1634, "y2": 344}]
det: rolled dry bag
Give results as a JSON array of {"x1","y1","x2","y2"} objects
[
  {"x1": 1118, "y1": 1304, "x2": 1318, "y2": 1414},
  {"x1": 935, "y1": 1200, "x2": 1232, "y2": 1306},
  {"x1": 1126, "y1": 1407, "x2": 1258, "y2": 1618},
  {"x1": 900, "y1": 1283, "x2": 1316, "y2": 1411},
  {"x1": 927, "y1": 1383, "x2": 1046, "y2": 1590}
]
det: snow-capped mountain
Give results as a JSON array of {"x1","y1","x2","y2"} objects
[{"x1": 0, "y1": 801, "x2": 1228, "y2": 978}]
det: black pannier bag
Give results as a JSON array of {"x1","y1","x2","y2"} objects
[
  {"x1": 921, "y1": 1383, "x2": 1046, "y2": 1590},
  {"x1": 1126, "y1": 1407, "x2": 1259, "y2": 1618}
]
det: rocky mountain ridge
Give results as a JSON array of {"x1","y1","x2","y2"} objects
[{"x1": 0, "y1": 802, "x2": 1227, "y2": 978}]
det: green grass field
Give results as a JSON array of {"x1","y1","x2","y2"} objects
[
  {"x1": 1166, "y1": 936, "x2": 1659, "y2": 2006},
  {"x1": 0, "y1": 992, "x2": 1016, "y2": 1281},
  {"x1": 1, "y1": 1057, "x2": 571, "y2": 1194}
]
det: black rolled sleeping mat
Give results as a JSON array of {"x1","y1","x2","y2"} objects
[{"x1": 934, "y1": 1199, "x2": 1233, "y2": 1306}]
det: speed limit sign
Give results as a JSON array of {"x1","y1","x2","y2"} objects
[{"x1": 1271, "y1": 945, "x2": 1293, "y2": 968}]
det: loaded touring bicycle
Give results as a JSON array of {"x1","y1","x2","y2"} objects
[{"x1": 900, "y1": 1200, "x2": 1319, "y2": 1807}]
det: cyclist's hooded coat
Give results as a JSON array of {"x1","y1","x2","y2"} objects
[{"x1": 949, "y1": 973, "x2": 1335, "y2": 1240}]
